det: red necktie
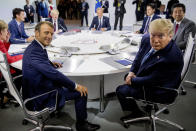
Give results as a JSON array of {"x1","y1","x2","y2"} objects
[{"x1": 175, "y1": 24, "x2": 179, "y2": 34}]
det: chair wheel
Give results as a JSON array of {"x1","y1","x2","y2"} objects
[
  {"x1": 179, "y1": 129, "x2": 185, "y2": 131},
  {"x1": 22, "y1": 119, "x2": 28, "y2": 125},
  {"x1": 163, "y1": 109, "x2": 170, "y2": 114},
  {"x1": 123, "y1": 123, "x2": 129, "y2": 128},
  {"x1": 181, "y1": 90, "x2": 187, "y2": 95},
  {"x1": 14, "y1": 103, "x2": 20, "y2": 107}
]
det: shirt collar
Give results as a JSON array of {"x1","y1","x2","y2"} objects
[
  {"x1": 35, "y1": 39, "x2": 46, "y2": 49},
  {"x1": 15, "y1": 19, "x2": 21, "y2": 26},
  {"x1": 175, "y1": 17, "x2": 184, "y2": 25}
]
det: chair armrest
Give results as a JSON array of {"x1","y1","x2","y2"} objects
[
  {"x1": 23, "y1": 89, "x2": 58, "y2": 117},
  {"x1": 13, "y1": 74, "x2": 23, "y2": 81}
]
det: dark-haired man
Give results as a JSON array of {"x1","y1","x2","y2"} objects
[
  {"x1": 172, "y1": 3, "x2": 196, "y2": 50},
  {"x1": 136, "y1": 3, "x2": 160, "y2": 34},
  {"x1": 22, "y1": 21, "x2": 100, "y2": 131},
  {"x1": 8, "y1": 8, "x2": 34, "y2": 44}
]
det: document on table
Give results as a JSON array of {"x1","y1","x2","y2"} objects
[{"x1": 8, "y1": 44, "x2": 29, "y2": 55}]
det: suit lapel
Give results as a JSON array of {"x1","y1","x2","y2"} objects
[{"x1": 173, "y1": 18, "x2": 186, "y2": 40}]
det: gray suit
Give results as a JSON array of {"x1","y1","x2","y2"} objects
[{"x1": 173, "y1": 17, "x2": 196, "y2": 50}]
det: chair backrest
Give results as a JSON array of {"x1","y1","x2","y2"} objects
[
  {"x1": 0, "y1": 52, "x2": 23, "y2": 107},
  {"x1": 181, "y1": 33, "x2": 196, "y2": 80}
]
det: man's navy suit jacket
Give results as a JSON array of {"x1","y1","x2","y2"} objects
[
  {"x1": 38, "y1": 1, "x2": 48, "y2": 18},
  {"x1": 89, "y1": 16, "x2": 111, "y2": 31},
  {"x1": 46, "y1": 18, "x2": 68, "y2": 32},
  {"x1": 24, "y1": 4, "x2": 35, "y2": 16},
  {"x1": 22, "y1": 40, "x2": 75, "y2": 110},
  {"x1": 139, "y1": 14, "x2": 161, "y2": 34},
  {"x1": 130, "y1": 34, "x2": 183, "y2": 89},
  {"x1": 8, "y1": 19, "x2": 29, "y2": 44}
]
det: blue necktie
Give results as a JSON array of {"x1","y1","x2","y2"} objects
[
  {"x1": 97, "y1": 18, "x2": 101, "y2": 30},
  {"x1": 144, "y1": 16, "x2": 151, "y2": 33},
  {"x1": 141, "y1": 49, "x2": 155, "y2": 65}
]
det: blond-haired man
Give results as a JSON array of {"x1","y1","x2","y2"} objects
[
  {"x1": 116, "y1": 19, "x2": 184, "y2": 121},
  {"x1": 46, "y1": 9, "x2": 68, "y2": 33}
]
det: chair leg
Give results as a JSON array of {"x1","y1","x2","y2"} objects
[
  {"x1": 180, "y1": 86, "x2": 187, "y2": 95},
  {"x1": 151, "y1": 115, "x2": 157, "y2": 131},
  {"x1": 44, "y1": 125, "x2": 72, "y2": 130},
  {"x1": 124, "y1": 116, "x2": 150, "y2": 124},
  {"x1": 155, "y1": 117, "x2": 185, "y2": 131}
]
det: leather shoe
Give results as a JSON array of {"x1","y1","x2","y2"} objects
[
  {"x1": 120, "y1": 111, "x2": 145, "y2": 121},
  {"x1": 76, "y1": 121, "x2": 100, "y2": 131}
]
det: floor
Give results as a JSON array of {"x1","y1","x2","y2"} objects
[{"x1": 0, "y1": 23, "x2": 196, "y2": 131}]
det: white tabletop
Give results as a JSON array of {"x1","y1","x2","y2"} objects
[{"x1": 10, "y1": 30, "x2": 142, "y2": 77}]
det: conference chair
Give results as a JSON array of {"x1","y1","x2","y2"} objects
[
  {"x1": 122, "y1": 34, "x2": 195, "y2": 131},
  {"x1": 0, "y1": 52, "x2": 73, "y2": 131}
]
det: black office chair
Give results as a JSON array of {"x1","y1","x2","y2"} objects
[
  {"x1": 0, "y1": 52, "x2": 73, "y2": 131},
  {"x1": 123, "y1": 34, "x2": 195, "y2": 131}
]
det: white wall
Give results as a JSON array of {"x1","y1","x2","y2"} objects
[{"x1": 0, "y1": 0, "x2": 56, "y2": 23}]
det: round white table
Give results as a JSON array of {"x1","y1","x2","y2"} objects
[{"x1": 10, "y1": 30, "x2": 142, "y2": 112}]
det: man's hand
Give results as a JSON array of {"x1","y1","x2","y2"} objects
[
  {"x1": 135, "y1": 30, "x2": 140, "y2": 34},
  {"x1": 52, "y1": 62, "x2": 62, "y2": 68},
  {"x1": 91, "y1": 28, "x2": 96, "y2": 31},
  {"x1": 125, "y1": 72, "x2": 136, "y2": 85},
  {"x1": 26, "y1": 36, "x2": 35, "y2": 43},
  {"x1": 5, "y1": 31, "x2": 10, "y2": 43},
  {"x1": 100, "y1": 28, "x2": 106, "y2": 31},
  {"x1": 75, "y1": 84, "x2": 88, "y2": 96}
]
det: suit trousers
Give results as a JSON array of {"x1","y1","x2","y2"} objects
[
  {"x1": 26, "y1": 14, "x2": 34, "y2": 23},
  {"x1": 81, "y1": 12, "x2": 88, "y2": 26},
  {"x1": 58, "y1": 87, "x2": 88, "y2": 121},
  {"x1": 114, "y1": 12, "x2": 124, "y2": 30}
]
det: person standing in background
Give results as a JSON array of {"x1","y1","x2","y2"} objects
[
  {"x1": 24, "y1": 0, "x2": 35, "y2": 23},
  {"x1": 113, "y1": 0, "x2": 126, "y2": 31},
  {"x1": 101, "y1": 0, "x2": 109, "y2": 13},
  {"x1": 38, "y1": 0, "x2": 49, "y2": 20},
  {"x1": 80, "y1": 0, "x2": 89, "y2": 27},
  {"x1": 132, "y1": 0, "x2": 145, "y2": 21},
  {"x1": 48, "y1": 0, "x2": 54, "y2": 18}
]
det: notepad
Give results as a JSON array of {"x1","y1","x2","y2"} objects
[{"x1": 115, "y1": 59, "x2": 133, "y2": 66}]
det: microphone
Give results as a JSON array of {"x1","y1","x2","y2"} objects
[{"x1": 59, "y1": 24, "x2": 68, "y2": 32}]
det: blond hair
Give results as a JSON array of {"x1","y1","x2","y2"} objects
[
  {"x1": 51, "y1": 9, "x2": 59, "y2": 16},
  {"x1": 149, "y1": 19, "x2": 174, "y2": 35},
  {"x1": 0, "y1": 20, "x2": 8, "y2": 32}
]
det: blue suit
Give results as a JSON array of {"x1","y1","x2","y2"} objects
[
  {"x1": 89, "y1": 16, "x2": 111, "y2": 31},
  {"x1": 116, "y1": 34, "x2": 183, "y2": 111},
  {"x1": 38, "y1": 1, "x2": 48, "y2": 18},
  {"x1": 46, "y1": 18, "x2": 68, "y2": 32},
  {"x1": 22, "y1": 40, "x2": 87, "y2": 121},
  {"x1": 139, "y1": 14, "x2": 161, "y2": 34},
  {"x1": 8, "y1": 19, "x2": 29, "y2": 44}
]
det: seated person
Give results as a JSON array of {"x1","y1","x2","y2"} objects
[
  {"x1": 171, "y1": 3, "x2": 196, "y2": 51},
  {"x1": 22, "y1": 21, "x2": 100, "y2": 131},
  {"x1": 89, "y1": 8, "x2": 111, "y2": 31},
  {"x1": 116, "y1": 19, "x2": 183, "y2": 120},
  {"x1": 0, "y1": 19, "x2": 23, "y2": 91},
  {"x1": 136, "y1": 3, "x2": 160, "y2": 34},
  {"x1": 156, "y1": 4, "x2": 167, "y2": 18},
  {"x1": 46, "y1": 9, "x2": 68, "y2": 33},
  {"x1": 8, "y1": 8, "x2": 34, "y2": 44}
]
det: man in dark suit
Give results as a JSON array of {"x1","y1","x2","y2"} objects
[
  {"x1": 156, "y1": 4, "x2": 167, "y2": 18},
  {"x1": 101, "y1": 0, "x2": 109, "y2": 13},
  {"x1": 80, "y1": 0, "x2": 89, "y2": 26},
  {"x1": 38, "y1": 0, "x2": 49, "y2": 20},
  {"x1": 113, "y1": 0, "x2": 126, "y2": 30},
  {"x1": 22, "y1": 21, "x2": 100, "y2": 131},
  {"x1": 136, "y1": 3, "x2": 161, "y2": 34},
  {"x1": 89, "y1": 8, "x2": 111, "y2": 31},
  {"x1": 8, "y1": 8, "x2": 35, "y2": 44},
  {"x1": 24, "y1": 0, "x2": 35, "y2": 23},
  {"x1": 132, "y1": 0, "x2": 145, "y2": 21},
  {"x1": 46, "y1": 9, "x2": 68, "y2": 33},
  {"x1": 171, "y1": 3, "x2": 196, "y2": 51},
  {"x1": 116, "y1": 19, "x2": 183, "y2": 120}
]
